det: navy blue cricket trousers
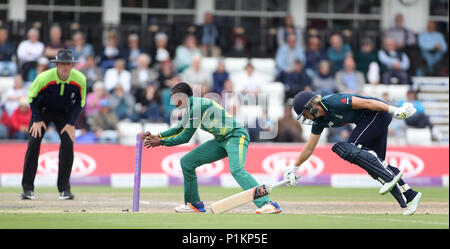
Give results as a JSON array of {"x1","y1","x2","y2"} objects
[{"x1": 347, "y1": 111, "x2": 392, "y2": 161}]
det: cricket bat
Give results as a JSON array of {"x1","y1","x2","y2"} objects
[{"x1": 210, "y1": 176, "x2": 299, "y2": 214}]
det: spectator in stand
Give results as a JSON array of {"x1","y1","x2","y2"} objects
[
  {"x1": 335, "y1": 57, "x2": 366, "y2": 94},
  {"x1": 280, "y1": 60, "x2": 312, "y2": 100},
  {"x1": 108, "y1": 84, "x2": 135, "y2": 121},
  {"x1": 418, "y1": 21, "x2": 448, "y2": 76},
  {"x1": 27, "y1": 56, "x2": 49, "y2": 84},
  {"x1": 0, "y1": 28, "x2": 17, "y2": 76},
  {"x1": 70, "y1": 31, "x2": 94, "y2": 70},
  {"x1": 181, "y1": 55, "x2": 211, "y2": 87},
  {"x1": 151, "y1": 32, "x2": 171, "y2": 69},
  {"x1": 385, "y1": 13, "x2": 417, "y2": 53},
  {"x1": 222, "y1": 79, "x2": 240, "y2": 108},
  {"x1": 173, "y1": 34, "x2": 201, "y2": 73},
  {"x1": 354, "y1": 38, "x2": 379, "y2": 81},
  {"x1": 74, "y1": 109, "x2": 96, "y2": 143},
  {"x1": 384, "y1": 13, "x2": 419, "y2": 75},
  {"x1": 212, "y1": 58, "x2": 229, "y2": 95},
  {"x1": 0, "y1": 106, "x2": 9, "y2": 139},
  {"x1": 160, "y1": 75, "x2": 180, "y2": 124},
  {"x1": 398, "y1": 89, "x2": 443, "y2": 141},
  {"x1": 378, "y1": 37, "x2": 410, "y2": 84},
  {"x1": 326, "y1": 33, "x2": 352, "y2": 74},
  {"x1": 327, "y1": 125, "x2": 353, "y2": 143},
  {"x1": 1, "y1": 75, "x2": 28, "y2": 116},
  {"x1": 312, "y1": 60, "x2": 336, "y2": 97},
  {"x1": 90, "y1": 99, "x2": 119, "y2": 143},
  {"x1": 197, "y1": 12, "x2": 221, "y2": 57},
  {"x1": 304, "y1": 36, "x2": 327, "y2": 78},
  {"x1": 277, "y1": 15, "x2": 303, "y2": 49},
  {"x1": 233, "y1": 62, "x2": 265, "y2": 96},
  {"x1": 10, "y1": 97, "x2": 31, "y2": 140},
  {"x1": 80, "y1": 55, "x2": 103, "y2": 93},
  {"x1": 44, "y1": 24, "x2": 67, "y2": 68},
  {"x1": 104, "y1": 59, "x2": 131, "y2": 93},
  {"x1": 274, "y1": 104, "x2": 304, "y2": 143},
  {"x1": 134, "y1": 84, "x2": 161, "y2": 122},
  {"x1": 124, "y1": 34, "x2": 143, "y2": 71},
  {"x1": 85, "y1": 81, "x2": 107, "y2": 118},
  {"x1": 17, "y1": 28, "x2": 44, "y2": 82},
  {"x1": 100, "y1": 31, "x2": 122, "y2": 72},
  {"x1": 229, "y1": 27, "x2": 247, "y2": 57},
  {"x1": 275, "y1": 34, "x2": 306, "y2": 78},
  {"x1": 157, "y1": 60, "x2": 177, "y2": 90},
  {"x1": 130, "y1": 53, "x2": 159, "y2": 97}
]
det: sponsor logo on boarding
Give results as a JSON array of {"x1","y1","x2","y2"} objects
[
  {"x1": 37, "y1": 151, "x2": 96, "y2": 176},
  {"x1": 262, "y1": 152, "x2": 324, "y2": 176},
  {"x1": 386, "y1": 151, "x2": 425, "y2": 177},
  {"x1": 161, "y1": 151, "x2": 224, "y2": 177}
]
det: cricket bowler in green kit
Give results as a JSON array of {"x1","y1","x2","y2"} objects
[{"x1": 143, "y1": 82, "x2": 282, "y2": 214}]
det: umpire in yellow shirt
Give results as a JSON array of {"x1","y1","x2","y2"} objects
[{"x1": 21, "y1": 50, "x2": 86, "y2": 200}]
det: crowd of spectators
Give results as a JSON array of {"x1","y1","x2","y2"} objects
[{"x1": 0, "y1": 12, "x2": 448, "y2": 144}]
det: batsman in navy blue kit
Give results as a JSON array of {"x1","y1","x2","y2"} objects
[{"x1": 284, "y1": 90, "x2": 422, "y2": 215}]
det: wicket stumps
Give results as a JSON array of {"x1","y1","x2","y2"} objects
[{"x1": 132, "y1": 133, "x2": 143, "y2": 212}]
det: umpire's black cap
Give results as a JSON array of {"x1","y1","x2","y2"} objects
[
  {"x1": 50, "y1": 49, "x2": 78, "y2": 63},
  {"x1": 292, "y1": 90, "x2": 317, "y2": 120}
]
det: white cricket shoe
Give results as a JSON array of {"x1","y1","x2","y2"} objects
[
  {"x1": 403, "y1": 192, "x2": 422, "y2": 216},
  {"x1": 379, "y1": 171, "x2": 403, "y2": 195},
  {"x1": 255, "y1": 201, "x2": 282, "y2": 214},
  {"x1": 174, "y1": 201, "x2": 206, "y2": 213}
]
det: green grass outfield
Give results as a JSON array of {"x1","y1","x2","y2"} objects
[{"x1": 0, "y1": 186, "x2": 448, "y2": 229}]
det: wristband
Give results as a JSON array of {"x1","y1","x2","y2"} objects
[
  {"x1": 388, "y1": 106, "x2": 396, "y2": 114},
  {"x1": 159, "y1": 139, "x2": 165, "y2": 146}
]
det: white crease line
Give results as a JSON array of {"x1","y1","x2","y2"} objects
[{"x1": 316, "y1": 214, "x2": 449, "y2": 226}]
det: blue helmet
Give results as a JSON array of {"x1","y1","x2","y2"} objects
[{"x1": 292, "y1": 90, "x2": 318, "y2": 120}]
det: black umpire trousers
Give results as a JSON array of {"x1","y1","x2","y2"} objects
[{"x1": 21, "y1": 111, "x2": 74, "y2": 193}]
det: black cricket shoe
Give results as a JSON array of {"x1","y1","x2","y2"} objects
[
  {"x1": 59, "y1": 190, "x2": 74, "y2": 200},
  {"x1": 21, "y1": 190, "x2": 36, "y2": 200}
]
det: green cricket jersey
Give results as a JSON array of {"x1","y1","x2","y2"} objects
[
  {"x1": 159, "y1": 96, "x2": 244, "y2": 146},
  {"x1": 28, "y1": 67, "x2": 87, "y2": 125}
]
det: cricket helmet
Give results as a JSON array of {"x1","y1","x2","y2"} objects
[{"x1": 292, "y1": 90, "x2": 318, "y2": 120}]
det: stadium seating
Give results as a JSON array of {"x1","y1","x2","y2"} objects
[
  {"x1": 406, "y1": 128, "x2": 432, "y2": 145},
  {"x1": 0, "y1": 76, "x2": 14, "y2": 95}
]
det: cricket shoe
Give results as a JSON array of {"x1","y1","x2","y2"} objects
[
  {"x1": 256, "y1": 201, "x2": 282, "y2": 214},
  {"x1": 21, "y1": 190, "x2": 36, "y2": 200},
  {"x1": 403, "y1": 192, "x2": 422, "y2": 216},
  {"x1": 379, "y1": 171, "x2": 403, "y2": 195},
  {"x1": 174, "y1": 201, "x2": 206, "y2": 213},
  {"x1": 59, "y1": 190, "x2": 74, "y2": 200}
]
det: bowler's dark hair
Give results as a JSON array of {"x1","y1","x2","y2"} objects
[{"x1": 171, "y1": 82, "x2": 193, "y2": 97}]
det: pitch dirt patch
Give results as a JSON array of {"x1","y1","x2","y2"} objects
[{"x1": 0, "y1": 193, "x2": 448, "y2": 215}]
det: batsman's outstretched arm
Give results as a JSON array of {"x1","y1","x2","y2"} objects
[
  {"x1": 351, "y1": 96, "x2": 416, "y2": 119},
  {"x1": 284, "y1": 133, "x2": 321, "y2": 186},
  {"x1": 295, "y1": 133, "x2": 321, "y2": 166}
]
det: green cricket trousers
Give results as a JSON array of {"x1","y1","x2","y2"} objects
[{"x1": 179, "y1": 128, "x2": 271, "y2": 208}]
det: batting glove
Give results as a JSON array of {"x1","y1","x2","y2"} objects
[
  {"x1": 389, "y1": 103, "x2": 416, "y2": 120},
  {"x1": 283, "y1": 166, "x2": 301, "y2": 186}
]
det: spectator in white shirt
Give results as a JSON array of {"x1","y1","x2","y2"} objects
[
  {"x1": 17, "y1": 28, "x2": 44, "y2": 81},
  {"x1": 104, "y1": 59, "x2": 131, "y2": 93},
  {"x1": 233, "y1": 62, "x2": 264, "y2": 96},
  {"x1": 181, "y1": 55, "x2": 211, "y2": 87},
  {"x1": 1, "y1": 75, "x2": 28, "y2": 116}
]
